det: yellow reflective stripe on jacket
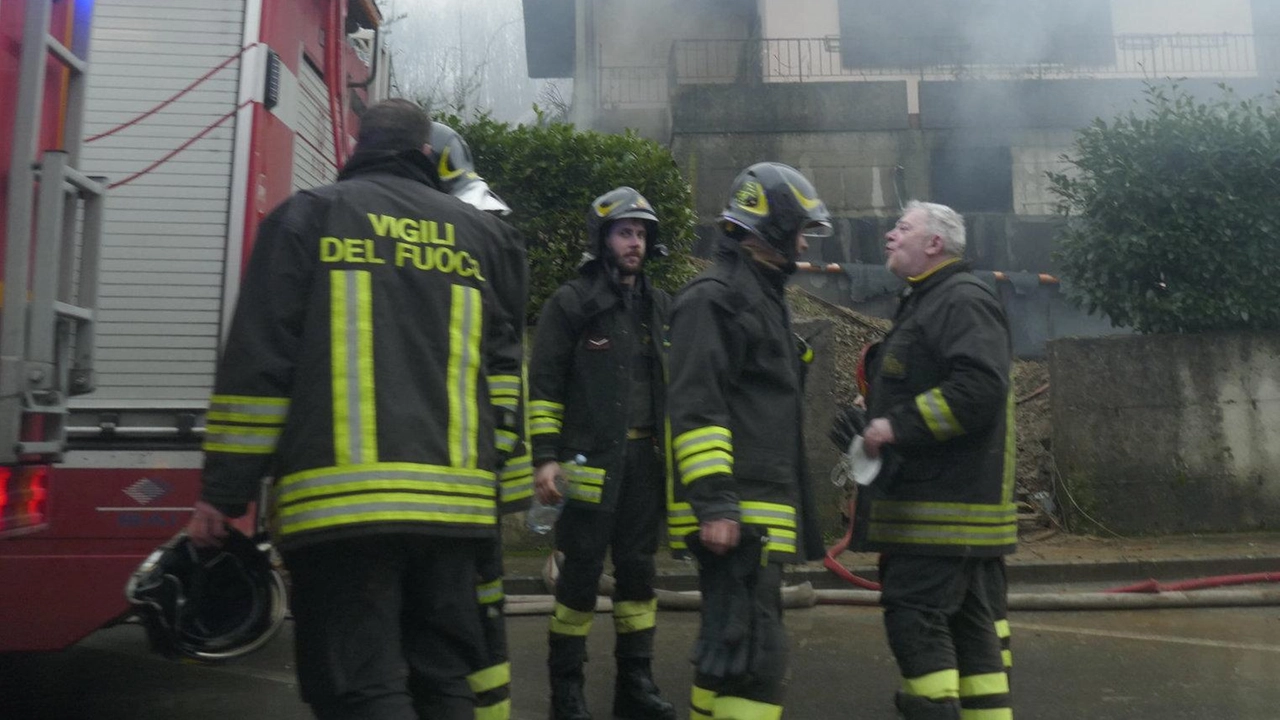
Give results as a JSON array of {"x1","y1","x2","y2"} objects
[
  {"x1": 959, "y1": 672, "x2": 1009, "y2": 698},
  {"x1": 613, "y1": 597, "x2": 657, "y2": 634},
  {"x1": 529, "y1": 399, "x2": 564, "y2": 436},
  {"x1": 499, "y1": 453, "x2": 533, "y2": 504},
  {"x1": 203, "y1": 424, "x2": 281, "y2": 454},
  {"x1": 275, "y1": 493, "x2": 497, "y2": 535},
  {"x1": 467, "y1": 661, "x2": 511, "y2": 693},
  {"x1": 331, "y1": 270, "x2": 378, "y2": 466},
  {"x1": 867, "y1": 522, "x2": 1018, "y2": 547},
  {"x1": 901, "y1": 668, "x2": 959, "y2": 700},
  {"x1": 476, "y1": 577, "x2": 504, "y2": 605},
  {"x1": 565, "y1": 463, "x2": 605, "y2": 503},
  {"x1": 673, "y1": 425, "x2": 732, "y2": 485},
  {"x1": 448, "y1": 285, "x2": 483, "y2": 468},
  {"x1": 277, "y1": 463, "x2": 496, "y2": 504},
  {"x1": 550, "y1": 602, "x2": 594, "y2": 636},
  {"x1": 871, "y1": 501, "x2": 1017, "y2": 525},
  {"x1": 495, "y1": 428, "x2": 519, "y2": 455},
  {"x1": 667, "y1": 501, "x2": 696, "y2": 549},
  {"x1": 487, "y1": 374, "x2": 520, "y2": 412},
  {"x1": 713, "y1": 696, "x2": 783, "y2": 720},
  {"x1": 916, "y1": 387, "x2": 964, "y2": 441},
  {"x1": 207, "y1": 394, "x2": 289, "y2": 424}
]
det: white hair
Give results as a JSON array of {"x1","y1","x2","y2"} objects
[{"x1": 906, "y1": 200, "x2": 966, "y2": 257}]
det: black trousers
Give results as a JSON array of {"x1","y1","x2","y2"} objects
[
  {"x1": 879, "y1": 554, "x2": 1012, "y2": 718},
  {"x1": 553, "y1": 437, "x2": 663, "y2": 650},
  {"x1": 472, "y1": 538, "x2": 511, "y2": 717},
  {"x1": 552, "y1": 435, "x2": 665, "y2": 653},
  {"x1": 283, "y1": 534, "x2": 488, "y2": 720}
]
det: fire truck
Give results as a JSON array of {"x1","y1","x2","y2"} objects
[{"x1": 0, "y1": 0, "x2": 390, "y2": 652}]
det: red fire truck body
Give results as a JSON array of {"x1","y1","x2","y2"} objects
[{"x1": 0, "y1": 0, "x2": 389, "y2": 652}]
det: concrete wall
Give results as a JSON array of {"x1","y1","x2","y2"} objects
[{"x1": 1050, "y1": 332, "x2": 1280, "y2": 535}]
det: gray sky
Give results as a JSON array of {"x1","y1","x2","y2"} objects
[{"x1": 381, "y1": 0, "x2": 569, "y2": 123}]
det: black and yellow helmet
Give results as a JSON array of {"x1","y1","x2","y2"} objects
[
  {"x1": 427, "y1": 121, "x2": 511, "y2": 214},
  {"x1": 585, "y1": 186, "x2": 665, "y2": 259},
  {"x1": 125, "y1": 528, "x2": 287, "y2": 662},
  {"x1": 720, "y1": 162, "x2": 832, "y2": 259}
]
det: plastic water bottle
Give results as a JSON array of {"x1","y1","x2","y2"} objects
[{"x1": 525, "y1": 454, "x2": 584, "y2": 534}]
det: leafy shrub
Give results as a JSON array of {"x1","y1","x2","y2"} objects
[
  {"x1": 1049, "y1": 83, "x2": 1280, "y2": 333},
  {"x1": 440, "y1": 112, "x2": 699, "y2": 321}
]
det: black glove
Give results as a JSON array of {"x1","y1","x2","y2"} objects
[
  {"x1": 828, "y1": 405, "x2": 868, "y2": 451},
  {"x1": 686, "y1": 527, "x2": 765, "y2": 680}
]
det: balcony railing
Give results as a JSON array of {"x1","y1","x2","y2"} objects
[
  {"x1": 670, "y1": 34, "x2": 1280, "y2": 84},
  {"x1": 598, "y1": 65, "x2": 671, "y2": 107}
]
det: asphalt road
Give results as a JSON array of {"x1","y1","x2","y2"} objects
[{"x1": 5, "y1": 602, "x2": 1280, "y2": 719}]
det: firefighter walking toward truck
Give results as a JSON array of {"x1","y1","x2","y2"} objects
[
  {"x1": 666, "y1": 162, "x2": 831, "y2": 720},
  {"x1": 528, "y1": 187, "x2": 676, "y2": 720},
  {"x1": 833, "y1": 200, "x2": 1016, "y2": 720},
  {"x1": 186, "y1": 99, "x2": 529, "y2": 720}
]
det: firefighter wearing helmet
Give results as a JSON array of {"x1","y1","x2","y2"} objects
[
  {"x1": 666, "y1": 162, "x2": 832, "y2": 719},
  {"x1": 428, "y1": 120, "x2": 513, "y2": 215},
  {"x1": 528, "y1": 186, "x2": 676, "y2": 720},
  {"x1": 428, "y1": 119, "x2": 529, "y2": 720}
]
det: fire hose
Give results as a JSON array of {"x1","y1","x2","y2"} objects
[{"x1": 503, "y1": 496, "x2": 1280, "y2": 614}]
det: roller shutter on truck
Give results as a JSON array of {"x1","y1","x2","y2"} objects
[
  {"x1": 77, "y1": 0, "x2": 245, "y2": 409},
  {"x1": 294, "y1": 59, "x2": 340, "y2": 191}
]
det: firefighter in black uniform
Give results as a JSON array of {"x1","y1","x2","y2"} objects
[
  {"x1": 666, "y1": 162, "x2": 832, "y2": 720},
  {"x1": 428, "y1": 119, "x2": 526, "y2": 720},
  {"x1": 529, "y1": 187, "x2": 676, "y2": 720},
  {"x1": 186, "y1": 99, "x2": 529, "y2": 720},
  {"x1": 833, "y1": 200, "x2": 1016, "y2": 720}
]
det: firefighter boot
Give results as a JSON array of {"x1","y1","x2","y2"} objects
[
  {"x1": 894, "y1": 691, "x2": 961, "y2": 720},
  {"x1": 549, "y1": 634, "x2": 592, "y2": 720},
  {"x1": 612, "y1": 657, "x2": 675, "y2": 720}
]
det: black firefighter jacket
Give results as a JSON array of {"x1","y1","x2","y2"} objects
[
  {"x1": 666, "y1": 237, "x2": 825, "y2": 564},
  {"x1": 528, "y1": 262, "x2": 671, "y2": 513},
  {"x1": 854, "y1": 258, "x2": 1017, "y2": 557},
  {"x1": 200, "y1": 150, "x2": 529, "y2": 551}
]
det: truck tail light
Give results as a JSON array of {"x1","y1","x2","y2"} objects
[{"x1": 0, "y1": 465, "x2": 51, "y2": 535}]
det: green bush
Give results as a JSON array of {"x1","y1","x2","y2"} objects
[
  {"x1": 440, "y1": 112, "x2": 699, "y2": 321},
  {"x1": 1049, "y1": 83, "x2": 1280, "y2": 334}
]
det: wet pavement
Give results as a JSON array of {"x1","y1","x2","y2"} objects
[{"x1": 5, "y1": 597, "x2": 1280, "y2": 719}]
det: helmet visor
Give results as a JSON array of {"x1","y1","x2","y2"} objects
[{"x1": 803, "y1": 220, "x2": 834, "y2": 238}]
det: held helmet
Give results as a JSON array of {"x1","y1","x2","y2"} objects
[
  {"x1": 125, "y1": 527, "x2": 287, "y2": 663},
  {"x1": 427, "y1": 121, "x2": 511, "y2": 215},
  {"x1": 584, "y1": 186, "x2": 665, "y2": 262},
  {"x1": 720, "y1": 162, "x2": 833, "y2": 264}
]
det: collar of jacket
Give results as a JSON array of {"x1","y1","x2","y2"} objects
[
  {"x1": 715, "y1": 234, "x2": 789, "y2": 295},
  {"x1": 903, "y1": 257, "x2": 969, "y2": 297},
  {"x1": 580, "y1": 257, "x2": 650, "y2": 299},
  {"x1": 576, "y1": 262, "x2": 650, "y2": 315},
  {"x1": 337, "y1": 148, "x2": 442, "y2": 190}
]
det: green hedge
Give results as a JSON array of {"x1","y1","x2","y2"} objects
[
  {"x1": 1049, "y1": 83, "x2": 1280, "y2": 334},
  {"x1": 441, "y1": 113, "x2": 700, "y2": 321}
]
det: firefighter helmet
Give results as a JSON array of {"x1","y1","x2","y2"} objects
[
  {"x1": 427, "y1": 121, "x2": 511, "y2": 215},
  {"x1": 125, "y1": 527, "x2": 287, "y2": 663},
  {"x1": 720, "y1": 162, "x2": 832, "y2": 261},
  {"x1": 585, "y1": 186, "x2": 665, "y2": 261}
]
